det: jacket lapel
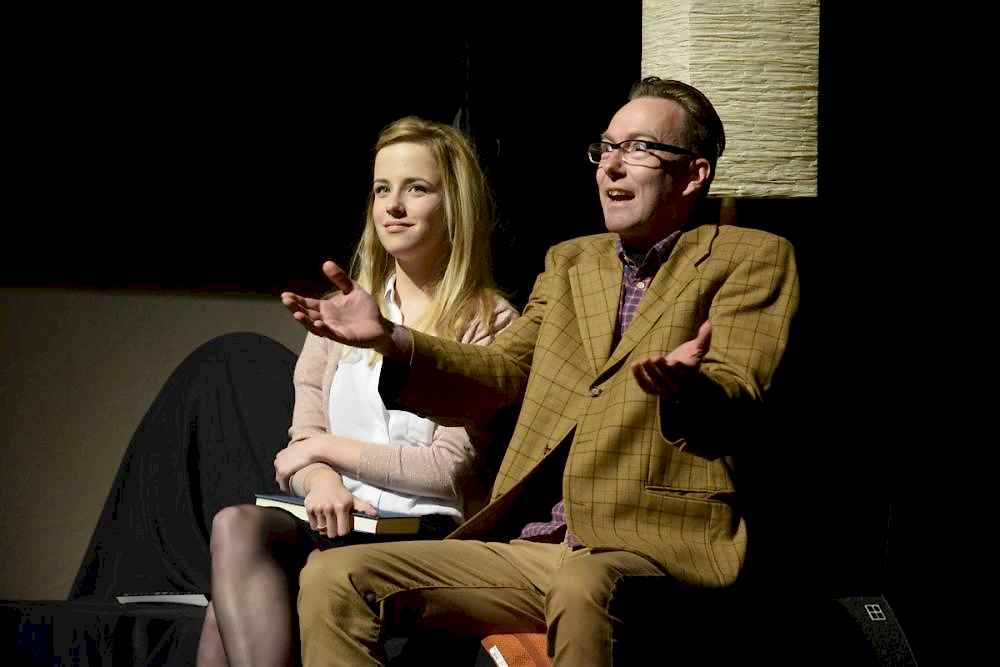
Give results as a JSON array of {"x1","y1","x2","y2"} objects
[
  {"x1": 600, "y1": 224, "x2": 718, "y2": 376},
  {"x1": 569, "y1": 240, "x2": 622, "y2": 376}
]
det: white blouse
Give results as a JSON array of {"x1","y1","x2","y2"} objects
[{"x1": 328, "y1": 277, "x2": 464, "y2": 521}]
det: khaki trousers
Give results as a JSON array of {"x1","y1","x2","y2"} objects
[{"x1": 297, "y1": 538, "x2": 665, "y2": 666}]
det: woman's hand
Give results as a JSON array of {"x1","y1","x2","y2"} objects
[
  {"x1": 274, "y1": 441, "x2": 320, "y2": 493},
  {"x1": 304, "y1": 470, "x2": 377, "y2": 538}
]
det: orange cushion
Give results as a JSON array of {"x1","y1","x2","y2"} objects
[{"x1": 480, "y1": 633, "x2": 552, "y2": 666}]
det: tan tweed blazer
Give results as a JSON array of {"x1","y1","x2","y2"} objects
[{"x1": 392, "y1": 224, "x2": 799, "y2": 588}]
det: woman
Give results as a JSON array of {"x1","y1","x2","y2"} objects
[{"x1": 196, "y1": 117, "x2": 517, "y2": 666}]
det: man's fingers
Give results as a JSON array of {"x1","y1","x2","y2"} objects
[
  {"x1": 290, "y1": 296, "x2": 324, "y2": 317},
  {"x1": 639, "y1": 356, "x2": 669, "y2": 387},
  {"x1": 282, "y1": 298, "x2": 306, "y2": 318},
  {"x1": 633, "y1": 357, "x2": 688, "y2": 398},
  {"x1": 664, "y1": 320, "x2": 713, "y2": 366},
  {"x1": 650, "y1": 358, "x2": 683, "y2": 395},
  {"x1": 693, "y1": 320, "x2": 712, "y2": 356},
  {"x1": 284, "y1": 297, "x2": 328, "y2": 336},
  {"x1": 282, "y1": 294, "x2": 319, "y2": 319},
  {"x1": 281, "y1": 292, "x2": 316, "y2": 312},
  {"x1": 322, "y1": 261, "x2": 354, "y2": 294},
  {"x1": 632, "y1": 362, "x2": 658, "y2": 395}
]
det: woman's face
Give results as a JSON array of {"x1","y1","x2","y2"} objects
[{"x1": 372, "y1": 141, "x2": 447, "y2": 267}]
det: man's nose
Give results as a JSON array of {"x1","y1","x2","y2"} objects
[{"x1": 601, "y1": 149, "x2": 626, "y2": 177}]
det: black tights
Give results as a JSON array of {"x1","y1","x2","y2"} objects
[{"x1": 196, "y1": 504, "x2": 310, "y2": 667}]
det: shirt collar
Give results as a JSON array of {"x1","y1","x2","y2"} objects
[
  {"x1": 616, "y1": 229, "x2": 683, "y2": 277},
  {"x1": 382, "y1": 274, "x2": 403, "y2": 325}
]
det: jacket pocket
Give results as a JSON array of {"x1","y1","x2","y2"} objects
[
  {"x1": 642, "y1": 485, "x2": 734, "y2": 507},
  {"x1": 644, "y1": 429, "x2": 731, "y2": 495}
]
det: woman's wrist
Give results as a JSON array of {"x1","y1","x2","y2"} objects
[{"x1": 302, "y1": 465, "x2": 340, "y2": 495}]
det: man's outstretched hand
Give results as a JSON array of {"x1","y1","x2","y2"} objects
[
  {"x1": 632, "y1": 320, "x2": 712, "y2": 398},
  {"x1": 281, "y1": 261, "x2": 391, "y2": 349}
]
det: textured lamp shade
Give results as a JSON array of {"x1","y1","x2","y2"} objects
[{"x1": 642, "y1": 0, "x2": 818, "y2": 197}]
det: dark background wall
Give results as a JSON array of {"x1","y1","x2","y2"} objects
[
  {"x1": 3, "y1": 4, "x2": 633, "y2": 300},
  {"x1": 4, "y1": 3, "x2": 934, "y2": 662}
]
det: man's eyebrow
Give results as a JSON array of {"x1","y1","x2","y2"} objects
[{"x1": 599, "y1": 133, "x2": 660, "y2": 142}]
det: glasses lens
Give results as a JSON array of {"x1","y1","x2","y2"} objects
[
  {"x1": 623, "y1": 142, "x2": 661, "y2": 167},
  {"x1": 587, "y1": 143, "x2": 604, "y2": 164},
  {"x1": 619, "y1": 141, "x2": 644, "y2": 165}
]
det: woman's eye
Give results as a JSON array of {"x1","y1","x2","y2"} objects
[
  {"x1": 409, "y1": 184, "x2": 428, "y2": 193},
  {"x1": 374, "y1": 185, "x2": 389, "y2": 195}
]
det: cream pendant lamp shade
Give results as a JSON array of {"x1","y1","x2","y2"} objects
[{"x1": 642, "y1": 0, "x2": 819, "y2": 197}]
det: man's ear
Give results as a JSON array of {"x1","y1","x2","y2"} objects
[{"x1": 682, "y1": 157, "x2": 712, "y2": 198}]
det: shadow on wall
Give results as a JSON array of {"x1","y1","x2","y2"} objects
[{"x1": 0, "y1": 288, "x2": 304, "y2": 600}]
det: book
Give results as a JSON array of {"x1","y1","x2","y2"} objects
[
  {"x1": 254, "y1": 493, "x2": 422, "y2": 535},
  {"x1": 116, "y1": 592, "x2": 209, "y2": 606}
]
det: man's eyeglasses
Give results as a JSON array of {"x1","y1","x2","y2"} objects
[{"x1": 587, "y1": 140, "x2": 696, "y2": 167}]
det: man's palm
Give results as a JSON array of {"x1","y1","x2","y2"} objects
[
  {"x1": 632, "y1": 320, "x2": 712, "y2": 397},
  {"x1": 281, "y1": 261, "x2": 387, "y2": 348},
  {"x1": 665, "y1": 320, "x2": 712, "y2": 367},
  {"x1": 317, "y1": 286, "x2": 385, "y2": 347}
]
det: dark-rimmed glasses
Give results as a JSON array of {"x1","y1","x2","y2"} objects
[{"x1": 587, "y1": 140, "x2": 696, "y2": 167}]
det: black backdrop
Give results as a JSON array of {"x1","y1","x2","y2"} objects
[
  {"x1": 5, "y1": 3, "x2": 932, "y2": 662},
  {"x1": 4, "y1": 4, "x2": 635, "y2": 301}
]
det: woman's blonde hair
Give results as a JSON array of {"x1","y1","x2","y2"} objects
[{"x1": 351, "y1": 116, "x2": 502, "y2": 341}]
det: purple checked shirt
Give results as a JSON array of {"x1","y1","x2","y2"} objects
[{"x1": 518, "y1": 230, "x2": 683, "y2": 547}]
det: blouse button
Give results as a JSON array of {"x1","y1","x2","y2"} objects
[{"x1": 590, "y1": 387, "x2": 602, "y2": 397}]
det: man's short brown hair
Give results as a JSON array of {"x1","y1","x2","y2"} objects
[{"x1": 628, "y1": 77, "x2": 726, "y2": 170}]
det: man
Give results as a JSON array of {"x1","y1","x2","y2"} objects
[{"x1": 282, "y1": 77, "x2": 799, "y2": 665}]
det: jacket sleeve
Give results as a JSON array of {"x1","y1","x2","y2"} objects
[
  {"x1": 354, "y1": 301, "x2": 520, "y2": 500},
  {"x1": 382, "y1": 246, "x2": 567, "y2": 428},
  {"x1": 659, "y1": 233, "x2": 800, "y2": 456}
]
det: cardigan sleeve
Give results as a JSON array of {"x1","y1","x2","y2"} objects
[{"x1": 287, "y1": 332, "x2": 342, "y2": 496}]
